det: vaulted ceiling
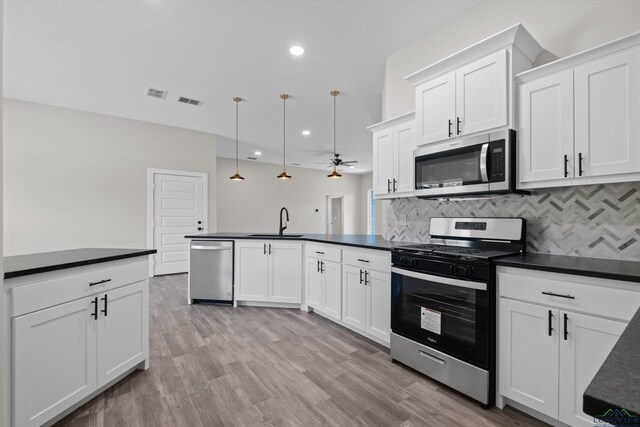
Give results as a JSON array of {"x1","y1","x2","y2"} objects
[{"x1": 4, "y1": 0, "x2": 478, "y2": 173}]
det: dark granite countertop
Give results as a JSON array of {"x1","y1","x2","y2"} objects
[
  {"x1": 4, "y1": 248, "x2": 157, "y2": 279},
  {"x1": 583, "y1": 308, "x2": 640, "y2": 421},
  {"x1": 184, "y1": 233, "x2": 416, "y2": 251},
  {"x1": 495, "y1": 253, "x2": 640, "y2": 283}
]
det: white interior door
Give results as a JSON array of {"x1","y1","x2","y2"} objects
[
  {"x1": 326, "y1": 197, "x2": 344, "y2": 234},
  {"x1": 151, "y1": 171, "x2": 206, "y2": 276}
]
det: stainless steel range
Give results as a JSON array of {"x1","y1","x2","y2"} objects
[{"x1": 390, "y1": 217, "x2": 526, "y2": 407}]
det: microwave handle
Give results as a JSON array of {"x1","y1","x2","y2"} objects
[{"x1": 480, "y1": 143, "x2": 489, "y2": 183}]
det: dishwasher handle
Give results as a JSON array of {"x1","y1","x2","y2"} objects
[{"x1": 190, "y1": 245, "x2": 232, "y2": 251}]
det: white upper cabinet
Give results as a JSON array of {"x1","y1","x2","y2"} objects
[
  {"x1": 517, "y1": 32, "x2": 640, "y2": 189},
  {"x1": 456, "y1": 50, "x2": 508, "y2": 135},
  {"x1": 416, "y1": 71, "x2": 455, "y2": 145},
  {"x1": 405, "y1": 24, "x2": 542, "y2": 147},
  {"x1": 574, "y1": 47, "x2": 640, "y2": 178},
  {"x1": 369, "y1": 112, "x2": 415, "y2": 199},
  {"x1": 372, "y1": 128, "x2": 395, "y2": 195},
  {"x1": 519, "y1": 69, "x2": 575, "y2": 183}
]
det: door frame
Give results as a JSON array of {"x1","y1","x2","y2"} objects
[
  {"x1": 325, "y1": 195, "x2": 344, "y2": 234},
  {"x1": 146, "y1": 168, "x2": 208, "y2": 277}
]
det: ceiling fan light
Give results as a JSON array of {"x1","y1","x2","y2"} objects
[
  {"x1": 327, "y1": 166, "x2": 342, "y2": 179},
  {"x1": 277, "y1": 170, "x2": 292, "y2": 180}
]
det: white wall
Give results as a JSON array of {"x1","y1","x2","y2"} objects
[
  {"x1": 217, "y1": 157, "x2": 362, "y2": 234},
  {"x1": 3, "y1": 100, "x2": 217, "y2": 255},
  {"x1": 384, "y1": 0, "x2": 640, "y2": 118}
]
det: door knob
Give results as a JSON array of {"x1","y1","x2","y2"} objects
[
  {"x1": 197, "y1": 227, "x2": 203, "y2": 231},
  {"x1": 197, "y1": 220, "x2": 202, "y2": 224}
]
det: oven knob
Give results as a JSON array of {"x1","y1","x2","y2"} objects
[
  {"x1": 411, "y1": 259, "x2": 418, "y2": 267},
  {"x1": 449, "y1": 265, "x2": 455, "y2": 274},
  {"x1": 401, "y1": 258, "x2": 409, "y2": 266}
]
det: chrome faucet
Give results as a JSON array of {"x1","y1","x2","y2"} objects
[{"x1": 279, "y1": 207, "x2": 289, "y2": 236}]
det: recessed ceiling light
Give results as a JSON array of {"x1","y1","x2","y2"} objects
[
  {"x1": 290, "y1": 46, "x2": 305, "y2": 56},
  {"x1": 254, "y1": 151, "x2": 262, "y2": 156},
  {"x1": 302, "y1": 130, "x2": 311, "y2": 136}
]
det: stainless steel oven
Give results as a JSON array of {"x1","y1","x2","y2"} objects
[
  {"x1": 390, "y1": 217, "x2": 526, "y2": 407},
  {"x1": 391, "y1": 267, "x2": 490, "y2": 369},
  {"x1": 414, "y1": 129, "x2": 519, "y2": 199}
]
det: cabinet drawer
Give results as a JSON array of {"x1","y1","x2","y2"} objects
[
  {"x1": 10, "y1": 259, "x2": 148, "y2": 317},
  {"x1": 343, "y1": 248, "x2": 391, "y2": 273},
  {"x1": 498, "y1": 268, "x2": 640, "y2": 322},
  {"x1": 306, "y1": 244, "x2": 341, "y2": 263}
]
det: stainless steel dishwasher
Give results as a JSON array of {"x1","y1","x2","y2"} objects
[{"x1": 189, "y1": 240, "x2": 233, "y2": 304}]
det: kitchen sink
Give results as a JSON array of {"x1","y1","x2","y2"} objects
[{"x1": 248, "y1": 233, "x2": 305, "y2": 238}]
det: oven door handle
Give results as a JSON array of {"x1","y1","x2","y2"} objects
[
  {"x1": 480, "y1": 143, "x2": 489, "y2": 183},
  {"x1": 391, "y1": 267, "x2": 487, "y2": 291}
]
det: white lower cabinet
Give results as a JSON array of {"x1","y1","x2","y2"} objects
[
  {"x1": 499, "y1": 299, "x2": 559, "y2": 418},
  {"x1": 13, "y1": 298, "x2": 98, "y2": 427},
  {"x1": 304, "y1": 244, "x2": 391, "y2": 346},
  {"x1": 306, "y1": 253, "x2": 342, "y2": 322},
  {"x1": 342, "y1": 265, "x2": 367, "y2": 330},
  {"x1": 498, "y1": 267, "x2": 636, "y2": 427},
  {"x1": 7, "y1": 258, "x2": 150, "y2": 427},
  {"x1": 321, "y1": 260, "x2": 342, "y2": 321},
  {"x1": 342, "y1": 265, "x2": 391, "y2": 343},
  {"x1": 235, "y1": 240, "x2": 302, "y2": 304},
  {"x1": 97, "y1": 281, "x2": 149, "y2": 386},
  {"x1": 558, "y1": 312, "x2": 626, "y2": 427}
]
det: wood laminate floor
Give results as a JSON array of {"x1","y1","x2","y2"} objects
[{"x1": 56, "y1": 274, "x2": 547, "y2": 427}]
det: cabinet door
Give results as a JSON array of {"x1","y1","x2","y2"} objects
[
  {"x1": 306, "y1": 258, "x2": 323, "y2": 310},
  {"x1": 559, "y1": 311, "x2": 626, "y2": 427},
  {"x1": 365, "y1": 270, "x2": 391, "y2": 343},
  {"x1": 235, "y1": 241, "x2": 269, "y2": 301},
  {"x1": 269, "y1": 242, "x2": 302, "y2": 303},
  {"x1": 394, "y1": 120, "x2": 415, "y2": 194},
  {"x1": 416, "y1": 71, "x2": 456, "y2": 145},
  {"x1": 322, "y1": 260, "x2": 342, "y2": 321},
  {"x1": 342, "y1": 265, "x2": 366, "y2": 331},
  {"x1": 575, "y1": 47, "x2": 640, "y2": 177},
  {"x1": 13, "y1": 298, "x2": 97, "y2": 427},
  {"x1": 519, "y1": 69, "x2": 575, "y2": 183},
  {"x1": 97, "y1": 281, "x2": 149, "y2": 387},
  {"x1": 456, "y1": 50, "x2": 508, "y2": 135},
  {"x1": 373, "y1": 129, "x2": 395, "y2": 195},
  {"x1": 499, "y1": 299, "x2": 559, "y2": 419}
]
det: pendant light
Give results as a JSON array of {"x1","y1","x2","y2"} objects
[
  {"x1": 327, "y1": 90, "x2": 342, "y2": 179},
  {"x1": 277, "y1": 93, "x2": 292, "y2": 180},
  {"x1": 229, "y1": 97, "x2": 245, "y2": 181}
]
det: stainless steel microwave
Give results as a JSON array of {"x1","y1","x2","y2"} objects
[{"x1": 414, "y1": 129, "x2": 523, "y2": 199}]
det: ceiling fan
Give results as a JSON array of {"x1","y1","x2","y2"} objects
[{"x1": 324, "y1": 153, "x2": 358, "y2": 170}]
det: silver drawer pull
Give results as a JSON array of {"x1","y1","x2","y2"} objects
[
  {"x1": 89, "y1": 279, "x2": 111, "y2": 287},
  {"x1": 357, "y1": 259, "x2": 370, "y2": 263},
  {"x1": 541, "y1": 291, "x2": 575, "y2": 300},
  {"x1": 419, "y1": 350, "x2": 445, "y2": 365}
]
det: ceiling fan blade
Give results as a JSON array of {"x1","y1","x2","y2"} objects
[{"x1": 341, "y1": 160, "x2": 358, "y2": 164}]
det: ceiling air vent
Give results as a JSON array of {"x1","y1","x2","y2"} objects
[
  {"x1": 146, "y1": 87, "x2": 167, "y2": 100},
  {"x1": 177, "y1": 96, "x2": 203, "y2": 106}
]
